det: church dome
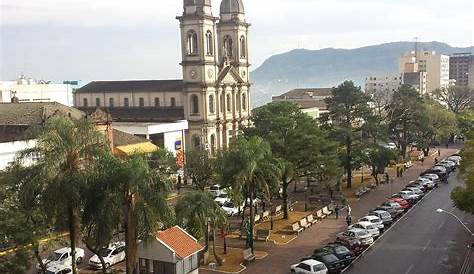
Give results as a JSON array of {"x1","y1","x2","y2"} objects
[{"x1": 220, "y1": 0, "x2": 245, "y2": 14}]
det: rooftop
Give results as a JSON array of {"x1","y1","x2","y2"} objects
[
  {"x1": 75, "y1": 80, "x2": 184, "y2": 94},
  {"x1": 78, "y1": 107, "x2": 185, "y2": 123},
  {"x1": 113, "y1": 129, "x2": 150, "y2": 147},
  {"x1": 0, "y1": 102, "x2": 84, "y2": 125},
  {"x1": 156, "y1": 226, "x2": 203, "y2": 259},
  {"x1": 273, "y1": 88, "x2": 333, "y2": 100}
]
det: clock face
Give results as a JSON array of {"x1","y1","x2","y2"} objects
[
  {"x1": 189, "y1": 69, "x2": 197, "y2": 79},
  {"x1": 207, "y1": 68, "x2": 214, "y2": 79}
]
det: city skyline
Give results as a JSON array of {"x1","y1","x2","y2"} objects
[{"x1": 1, "y1": 0, "x2": 473, "y2": 81}]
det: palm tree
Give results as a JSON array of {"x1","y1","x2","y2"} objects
[
  {"x1": 217, "y1": 136, "x2": 280, "y2": 252},
  {"x1": 175, "y1": 191, "x2": 227, "y2": 264},
  {"x1": 19, "y1": 116, "x2": 108, "y2": 274}
]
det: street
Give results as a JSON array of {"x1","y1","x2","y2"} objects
[{"x1": 344, "y1": 172, "x2": 474, "y2": 274}]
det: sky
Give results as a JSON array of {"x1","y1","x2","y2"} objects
[{"x1": 1, "y1": 0, "x2": 473, "y2": 82}]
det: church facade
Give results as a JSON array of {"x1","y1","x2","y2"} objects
[{"x1": 74, "y1": 0, "x2": 251, "y2": 153}]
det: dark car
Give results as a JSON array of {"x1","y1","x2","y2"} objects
[
  {"x1": 302, "y1": 252, "x2": 346, "y2": 274},
  {"x1": 334, "y1": 238, "x2": 364, "y2": 256},
  {"x1": 314, "y1": 243, "x2": 355, "y2": 266}
]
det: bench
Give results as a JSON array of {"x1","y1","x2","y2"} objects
[
  {"x1": 256, "y1": 229, "x2": 270, "y2": 241},
  {"x1": 306, "y1": 214, "x2": 317, "y2": 225},
  {"x1": 262, "y1": 210, "x2": 270, "y2": 221},
  {"x1": 273, "y1": 205, "x2": 282, "y2": 216},
  {"x1": 242, "y1": 248, "x2": 256, "y2": 263},
  {"x1": 290, "y1": 222, "x2": 304, "y2": 234},
  {"x1": 322, "y1": 206, "x2": 332, "y2": 216},
  {"x1": 254, "y1": 214, "x2": 261, "y2": 224},
  {"x1": 299, "y1": 218, "x2": 311, "y2": 229},
  {"x1": 316, "y1": 210, "x2": 326, "y2": 220}
]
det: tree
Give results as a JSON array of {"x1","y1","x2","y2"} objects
[
  {"x1": 433, "y1": 86, "x2": 474, "y2": 114},
  {"x1": 217, "y1": 136, "x2": 280, "y2": 252},
  {"x1": 451, "y1": 137, "x2": 474, "y2": 214},
  {"x1": 362, "y1": 144, "x2": 397, "y2": 185},
  {"x1": 185, "y1": 150, "x2": 216, "y2": 191},
  {"x1": 175, "y1": 191, "x2": 227, "y2": 264},
  {"x1": 322, "y1": 81, "x2": 373, "y2": 189},
  {"x1": 386, "y1": 85, "x2": 426, "y2": 157},
  {"x1": 457, "y1": 110, "x2": 474, "y2": 138},
  {"x1": 245, "y1": 101, "x2": 336, "y2": 218},
  {"x1": 18, "y1": 116, "x2": 108, "y2": 274}
]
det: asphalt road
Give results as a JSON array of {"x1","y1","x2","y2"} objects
[{"x1": 344, "y1": 172, "x2": 474, "y2": 274}]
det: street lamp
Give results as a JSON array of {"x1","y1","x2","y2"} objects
[
  {"x1": 436, "y1": 208, "x2": 474, "y2": 237},
  {"x1": 304, "y1": 186, "x2": 308, "y2": 212}
]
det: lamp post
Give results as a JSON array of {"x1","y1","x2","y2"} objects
[
  {"x1": 436, "y1": 208, "x2": 474, "y2": 237},
  {"x1": 304, "y1": 186, "x2": 308, "y2": 212}
]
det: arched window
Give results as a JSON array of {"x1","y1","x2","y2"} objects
[
  {"x1": 206, "y1": 31, "x2": 213, "y2": 55},
  {"x1": 190, "y1": 95, "x2": 199, "y2": 114},
  {"x1": 226, "y1": 94, "x2": 231, "y2": 112},
  {"x1": 95, "y1": 98, "x2": 101, "y2": 107},
  {"x1": 83, "y1": 98, "x2": 88, "y2": 107},
  {"x1": 240, "y1": 36, "x2": 246, "y2": 58},
  {"x1": 209, "y1": 94, "x2": 215, "y2": 113},
  {"x1": 139, "y1": 97, "x2": 145, "y2": 107},
  {"x1": 109, "y1": 98, "x2": 114, "y2": 107},
  {"x1": 242, "y1": 93, "x2": 247, "y2": 110},
  {"x1": 124, "y1": 98, "x2": 129, "y2": 108},
  {"x1": 210, "y1": 134, "x2": 216, "y2": 155},
  {"x1": 154, "y1": 97, "x2": 160, "y2": 107},
  {"x1": 223, "y1": 35, "x2": 233, "y2": 57},
  {"x1": 187, "y1": 30, "x2": 198, "y2": 55},
  {"x1": 191, "y1": 135, "x2": 201, "y2": 149}
]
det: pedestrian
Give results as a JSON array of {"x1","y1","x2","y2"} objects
[
  {"x1": 384, "y1": 173, "x2": 390, "y2": 184},
  {"x1": 347, "y1": 204, "x2": 352, "y2": 216},
  {"x1": 435, "y1": 157, "x2": 439, "y2": 164},
  {"x1": 438, "y1": 149, "x2": 441, "y2": 157},
  {"x1": 335, "y1": 204, "x2": 340, "y2": 219},
  {"x1": 400, "y1": 168, "x2": 404, "y2": 177},
  {"x1": 346, "y1": 215, "x2": 352, "y2": 227}
]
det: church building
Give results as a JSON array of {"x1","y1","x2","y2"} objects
[{"x1": 74, "y1": 0, "x2": 251, "y2": 153}]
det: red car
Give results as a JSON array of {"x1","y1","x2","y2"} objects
[
  {"x1": 389, "y1": 198, "x2": 410, "y2": 210},
  {"x1": 334, "y1": 237, "x2": 364, "y2": 255}
]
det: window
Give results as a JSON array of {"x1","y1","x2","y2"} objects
[
  {"x1": 190, "y1": 95, "x2": 199, "y2": 114},
  {"x1": 223, "y1": 35, "x2": 233, "y2": 57},
  {"x1": 192, "y1": 135, "x2": 201, "y2": 149},
  {"x1": 139, "y1": 97, "x2": 145, "y2": 107},
  {"x1": 209, "y1": 94, "x2": 215, "y2": 113},
  {"x1": 242, "y1": 93, "x2": 247, "y2": 111},
  {"x1": 206, "y1": 31, "x2": 213, "y2": 55},
  {"x1": 109, "y1": 98, "x2": 114, "y2": 107},
  {"x1": 170, "y1": 97, "x2": 176, "y2": 107},
  {"x1": 210, "y1": 134, "x2": 216, "y2": 155},
  {"x1": 124, "y1": 98, "x2": 129, "y2": 108},
  {"x1": 154, "y1": 97, "x2": 160, "y2": 107},
  {"x1": 187, "y1": 30, "x2": 198, "y2": 55},
  {"x1": 298, "y1": 263, "x2": 311, "y2": 271},
  {"x1": 240, "y1": 35, "x2": 246, "y2": 58},
  {"x1": 83, "y1": 98, "x2": 88, "y2": 107},
  {"x1": 226, "y1": 94, "x2": 231, "y2": 111},
  {"x1": 95, "y1": 98, "x2": 100, "y2": 107}
]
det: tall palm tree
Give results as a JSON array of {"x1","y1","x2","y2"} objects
[
  {"x1": 19, "y1": 117, "x2": 108, "y2": 274},
  {"x1": 217, "y1": 136, "x2": 280, "y2": 252}
]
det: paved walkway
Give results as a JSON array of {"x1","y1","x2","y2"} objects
[{"x1": 200, "y1": 146, "x2": 461, "y2": 274}]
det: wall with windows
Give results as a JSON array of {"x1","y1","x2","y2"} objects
[{"x1": 74, "y1": 91, "x2": 184, "y2": 108}]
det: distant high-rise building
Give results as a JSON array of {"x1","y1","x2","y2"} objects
[
  {"x1": 449, "y1": 52, "x2": 473, "y2": 87},
  {"x1": 399, "y1": 51, "x2": 450, "y2": 93}
]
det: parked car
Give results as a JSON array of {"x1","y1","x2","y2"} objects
[
  {"x1": 406, "y1": 181, "x2": 428, "y2": 193},
  {"x1": 447, "y1": 155, "x2": 461, "y2": 166},
  {"x1": 430, "y1": 165, "x2": 448, "y2": 177},
  {"x1": 209, "y1": 184, "x2": 222, "y2": 197},
  {"x1": 379, "y1": 201, "x2": 404, "y2": 218},
  {"x1": 388, "y1": 198, "x2": 410, "y2": 211},
  {"x1": 413, "y1": 178, "x2": 435, "y2": 190},
  {"x1": 349, "y1": 221, "x2": 380, "y2": 239},
  {"x1": 420, "y1": 173, "x2": 440, "y2": 186},
  {"x1": 358, "y1": 215, "x2": 384, "y2": 231},
  {"x1": 291, "y1": 259, "x2": 328, "y2": 274},
  {"x1": 43, "y1": 263, "x2": 72, "y2": 274},
  {"x1": 221, "y1": 201, "x2": 242, "y2": 216},
  {"x1": 393, "y1": 191, "x2": 419, "y2": 205},
  {"x1": 303, "y1": 252, "x2": 346, "y2": 274},
  {"x1": 439, "y1": 160, "x2": 456, "y2": 171},
  {"x1": 214, "y1": 193, "x2": 231, "y2": 206},
  {"x1": 38, "y1": 248, "x2": 85, "y2": 269},
  {"x1": 314, "y1": 243, "x2": 355, "y2": 266},
  {"x1": 88, "y1": 241, "x2": 126, "y2": 269},
  {"x1": 333, "y1": 238, "x2": 364, "y2": 256},
  {"x1": 404, "y1": 187, "x2": 425, "y2": 198},
  {"x1": 368, "y1": 210, "x2": 393, "y2": 227},
  {"x1": 337, "y1": 228, "x2": 374, "y2": 247}
]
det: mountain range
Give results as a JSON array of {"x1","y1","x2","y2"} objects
[{"x1": 251, "y1": 41, "x2": 473, "y2": 106}]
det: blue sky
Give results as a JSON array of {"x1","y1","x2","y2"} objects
[{"x1": 1, "y1": 0, "x2": 473, "y2": 81}]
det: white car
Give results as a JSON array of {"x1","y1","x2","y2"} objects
[
  {"x1": 384, "y1": 142, "x2": 397, "y2": 150},
  {"x1": 221, "y1": 201, "x2": 243, "y2": 216},
  {"x1": 447, "y1": 156, "x2": 461, "y2": 165},
  {"x1": 291, "y1": 259, "x2": 328, "y2": 274},
  {"x1": 359, "y1": 215, "x2": 384, "y2": 230},
  {"x1": 348, "y1": 221, "x2": 380, "y2": 238},
  {"x1": 214, "y1": 193, "x2": 231, "y2": 206},
  {"x1": 420, "y1": 173, "x2": 440, "y2": 184},
  {"x1": 405, "y1": 187, "x2": 424, "y2": 197},
  {"x1": 88, "y1": 241, "x2": 126, "y2": 269},
  {"x1": 399, "y1": 190, "x2": 420, "y2": 201},
  {"x1": 337, "y1": 228, "x2": 374, "y2": 246},
  {"x1": 209, "y1": 184, "x2": 222, "y2": 197},
  {"x1": 38, "y1": 247, "x2": 85, "y2": 269},
  {"x1": 43, "y1": 263, "x2": 72, "y2": 274},
  {"x1": 414, "y1": 177, "x2": 435, "y2": 189}
]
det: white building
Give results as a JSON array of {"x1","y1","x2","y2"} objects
[
  {"x1": 0, "y1": 75, "x2": 75, "y2": 106},
  {"x1": 399, "y1": 51, "x2": 450, "y2": 94}
]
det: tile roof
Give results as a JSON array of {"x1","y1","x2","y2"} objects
[
  {"x1": 156, "y1": 226, "x2": 204, "y2": 259},
  {"x1": 0, "y1": 102, "x2": 84, "y2": 125},
  {"x1": 296, "y1": 100, "x2": 328, "y2": 110},
  {"x1": 78, "y1": 107, "x2": 185, "y2": 122},
  {"x1": 75, "y1": 80, "x2": 184, "y2": 94},
  {"x1": 273, "y1": 88, "x2": 333, "y2": 100},
  {"x1": 113, "y1": 129, "x2": 150, "y2": 147}
]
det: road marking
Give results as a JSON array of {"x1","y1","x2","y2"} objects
[
  {"x1": 422, "y1": 239, "x2": 432, "y2": 252},
  {"x1": 405, "y1": 264, "x2": 414, "y2": 274},
  {"x1": 460, "y1": 249, "x2": 473, "y2": 274}
]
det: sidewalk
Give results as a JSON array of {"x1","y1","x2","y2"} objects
[{"x1": 200, "y1": 146, "x2": 461, "y2": 274}]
